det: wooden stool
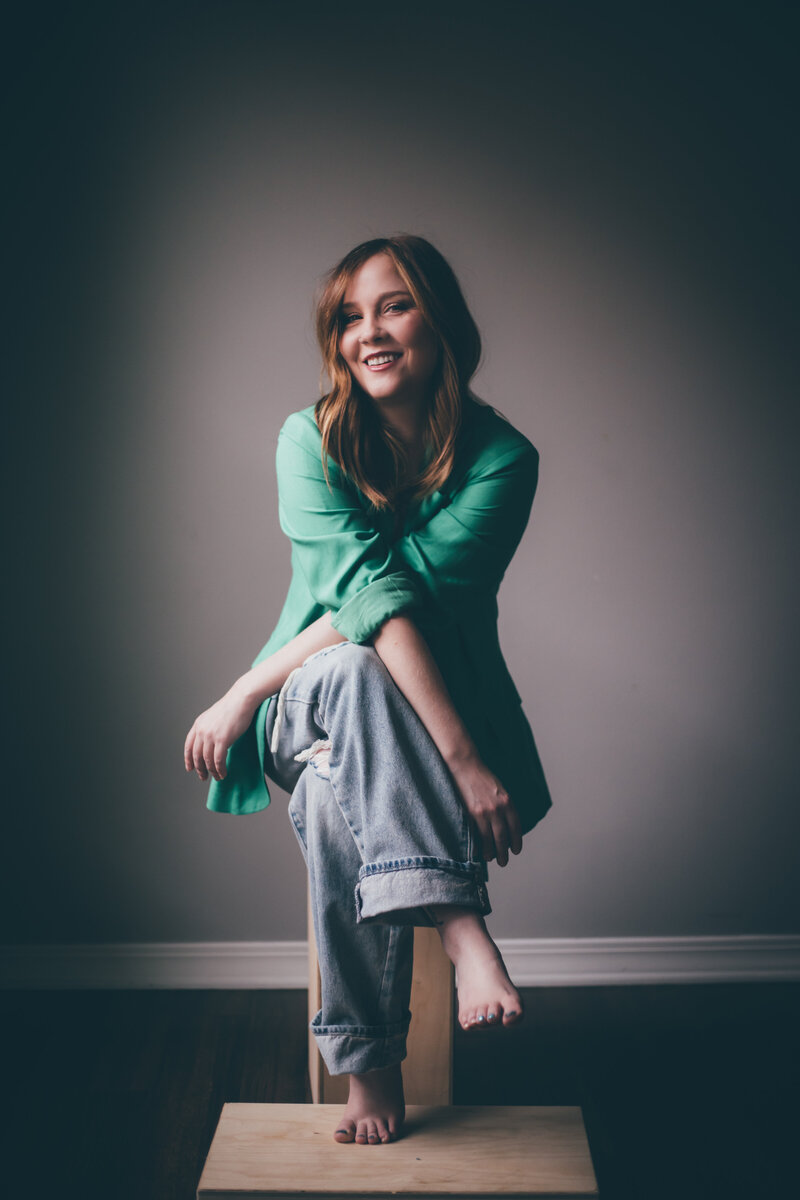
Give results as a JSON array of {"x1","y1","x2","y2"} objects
[
  {"x1": 196, "y1": 893, "x2": 600, "y2": 1197},
  {"x1": 307, "y1": 881, "x2": 454, "y2": 1106}
]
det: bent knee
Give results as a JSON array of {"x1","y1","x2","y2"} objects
[{"x1": 322, "y1": 640, "x2": 386, "y2": 682}]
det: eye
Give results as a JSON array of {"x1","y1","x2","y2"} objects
[
  {"x1": 341, "y1": 312, "x2": 360, "y2": 325},
  {"x1": 386, "y1": 302, "x2": 409, "y2": 313}
]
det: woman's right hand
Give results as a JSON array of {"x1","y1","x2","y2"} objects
[{"x1": 184, "y1": 681, "x2": 257, "y2": 782}]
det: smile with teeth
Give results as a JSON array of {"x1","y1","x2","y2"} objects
[{"x1": 364, "y1": 352, "x2": 402, "y2": 369}]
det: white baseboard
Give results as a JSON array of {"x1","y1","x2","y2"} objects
[
  {"x1": 2, "y1": 935, "x2": 799, "y2": 990},
  {"x1": 497, "y1": 935, "x2": 800, "y2": 986}
]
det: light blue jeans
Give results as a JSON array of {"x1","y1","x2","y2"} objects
[{"x1": 262, "y1": 640, "x2": 491, "y2": 1076}]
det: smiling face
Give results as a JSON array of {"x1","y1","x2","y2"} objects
[{"x1": 338, "y1": 253, "x2": 440, "y2": 409}]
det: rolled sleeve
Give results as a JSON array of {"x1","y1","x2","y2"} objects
[
  {"x1": 331, "y1": 572, "x2": 421, "y2": 643},
  {"x1": 276, "y1": 413, "x2": 421, "y2": 643}
]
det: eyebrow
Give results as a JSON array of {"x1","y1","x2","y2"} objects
[{"x1": 340, "y1": 290, "x2": 412, "y2": 310}]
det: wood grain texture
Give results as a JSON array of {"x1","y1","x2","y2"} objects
[{"x1": 197, "y1": 1103, "x2": 598, "y2": 1198}]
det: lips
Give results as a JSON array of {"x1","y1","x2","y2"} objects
[{"x1": 363, "y1": 351, "x2": 402, "y2": 369}]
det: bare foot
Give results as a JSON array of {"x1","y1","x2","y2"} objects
[
  {"x1": 333, "y1": 1062, "x2": 405, "y2": 1145},
  {"x1": 428, "y1": 906, "x2": 523, "y2": 1031}
]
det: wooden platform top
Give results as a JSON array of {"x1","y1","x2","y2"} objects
[{"x1": 197, "y1": 1103, "x2": 599, "y2": 1199}]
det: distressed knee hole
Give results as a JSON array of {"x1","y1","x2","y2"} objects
[{"x1": 294, "y1": 738, "x2": 333, "y2": 779}]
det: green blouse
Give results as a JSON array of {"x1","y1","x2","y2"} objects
[{"x1": 206, "y1": 395, "x2": 552, "y2": 835}]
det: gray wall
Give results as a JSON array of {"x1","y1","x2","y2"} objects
[{"x1": 5, "y1": 2, "x2": 798, "y2": 944}]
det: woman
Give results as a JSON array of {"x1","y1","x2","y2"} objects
[{"x1": 184, "y1": 235, "x2": 552, "y2": 1146}]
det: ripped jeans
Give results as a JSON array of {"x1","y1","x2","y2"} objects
[{"x1": 262, "y1": 640, "x2": 490, "y2": 1076}]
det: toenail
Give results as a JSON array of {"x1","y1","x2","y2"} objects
[{"x1": 476, "y1": 1014, "x2": 486, "y2": 1022}]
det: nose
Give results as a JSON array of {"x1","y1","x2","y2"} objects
[{"x1": 358, "y1": 310, "x2": 386, "y2": 343}]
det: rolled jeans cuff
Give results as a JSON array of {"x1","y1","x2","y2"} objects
[
  {"x1": 311, "y1": 1010, "x2": 410, "y2": 1076},
  {"x1": 355, "y1": 856, "x2": 491, "y2": 926}
]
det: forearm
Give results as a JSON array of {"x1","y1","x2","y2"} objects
[
  {"x1": 370, "y1": 614, "x2": 479, "y2": 769},
  {"x1": 233, "y1": 610, "x2": 347, "y2": 707},
  {"x1": 369, "y1": 614, "x2": 524, "y2": 866},
  {"x1": 187, "y1": 610, "x2": 347, "y2": 783}
]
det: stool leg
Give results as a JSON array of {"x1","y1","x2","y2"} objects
[
  {"x1": 308, "y1": 882, "x2": 453, "y2": 1105},
  {"x1": 404, "y1": 926, "x2": 454, "y2": 1106}
]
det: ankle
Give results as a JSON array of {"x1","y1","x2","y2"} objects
[
  {"x1": 428, "y1": 906, "x2": 492, "y2": 953},
  {"x1": 349, "y1": 1062, "x2": 403, "y2": 1088}
]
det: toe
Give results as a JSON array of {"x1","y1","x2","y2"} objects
[
  {"x1": 376, "y1": 1120, "x2": 391, "y2": 1144},
  {"x1": 502, "y1": 999, "x2": 523, "y2": 1025},
  {"x1": 355, "y1": 1120, "x2": 369, "y2": 1144},
  {"x1": 466, "y1": 1007, "x2": 488, "y2": 1030},
  {"x1": 366, "y1": 1119, "x2": 380, "y2": 1144},
  {"x1": 334, "y1": 1119, "x2": 356, "y2": 1144}
]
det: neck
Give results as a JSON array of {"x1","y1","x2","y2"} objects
[{"x1": 371, "y1": 394, "x2": 428, "y2": 457}]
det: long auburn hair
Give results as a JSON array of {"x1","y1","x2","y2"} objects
[{"x1": 313, "y1": 234, "x2": 483, "y2": 512}]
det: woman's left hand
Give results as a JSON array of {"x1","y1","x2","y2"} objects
[
  {"x1": 446, "y1": 753, "x2": 523, "y2": 868},
  {"x1": 184, "y1": 682, "x2": 257, "y2": 782}
]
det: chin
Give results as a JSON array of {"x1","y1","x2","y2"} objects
[
  {"x1": 366, "y1": 389, "x2": 411, "y2": 407},
  {"x1": 359, "y1": 377, "x2": 402, "y2": 399}
]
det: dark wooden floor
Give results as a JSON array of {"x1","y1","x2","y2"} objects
[{"x1": 1, "y1": 983, "x2": 797, "y2": 1198}]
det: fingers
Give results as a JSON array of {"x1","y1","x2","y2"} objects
[
  {"x1": 185, "y1": 730, "x2": 206, "y2": 779},
  {"x1": 184, "y1": 728, "x2": 195, "y2": 772},
  {"x1": 194, "y1": 734, "x2": 210, "y2": 781},
  {"x1": 185, "y1": 724, "x2": 208, "y2": 779},
  {"x1": 474, "y1": 815, "x2": 495, "y2": 863},
  {"x1": 475, "y1": 798, "x2": 523, "y2": 869},
  {"x1": 507, "y1": 802, "x2": 523, "y2": 857},
  {"x1": 185, "y1": 715, "x2": 231, "y2": 783},
  {"x1": 491, "y1": 814, "x2": 510, "y2": 867},
  {"x1": 199, "y1": 734, "x2": 228, "y2": 782},
  {"x1": 213, "y1": 744, "x2": 228, "y2": 781}
]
